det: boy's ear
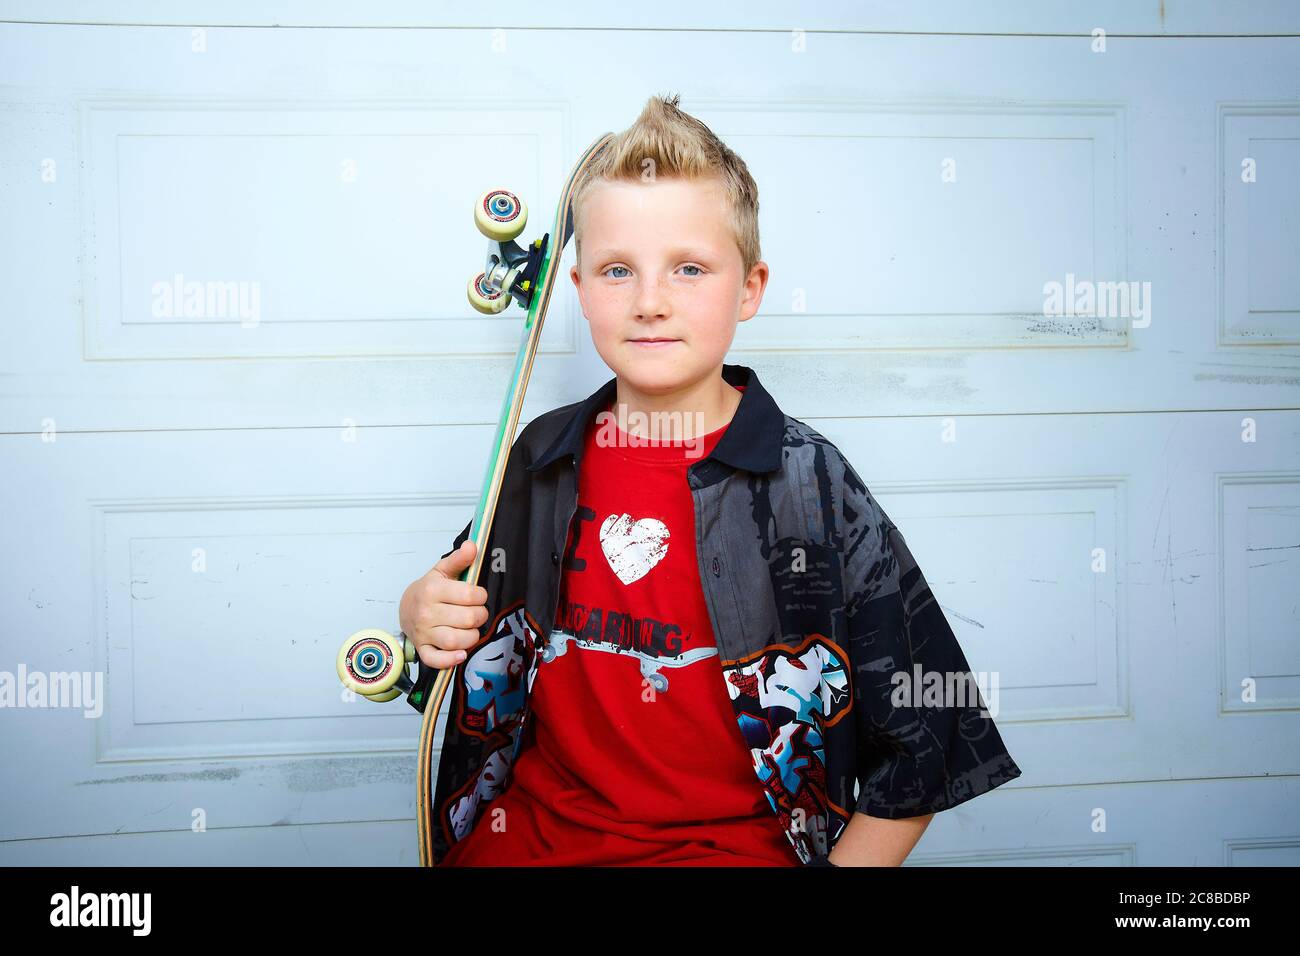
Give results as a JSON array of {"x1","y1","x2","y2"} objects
[
  {"x1": 569, "y1": 264, "x2": 587, "y2": 316},
  {"x1": 738, "y1": 259, "x2": 770, "y2": 323}
]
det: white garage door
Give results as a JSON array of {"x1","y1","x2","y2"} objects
[{"x1": 1, "y1": 1, "x2": 1298, "y2": 866}]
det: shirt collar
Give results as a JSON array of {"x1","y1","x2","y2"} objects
[{"x1": 525, "y1": 363, "x2": 785, "y2": 475}]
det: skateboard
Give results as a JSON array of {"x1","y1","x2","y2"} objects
[{"x1": 335, "y1": 131, "x2": 614, "y2": 866}]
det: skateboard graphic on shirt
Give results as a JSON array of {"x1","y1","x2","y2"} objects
[
  {"x1": 333, "y1": 131, "x2": 616, "y2": 867},
  {"x1": 540, "y1": 628, "x2": 718, "y2": 693}
]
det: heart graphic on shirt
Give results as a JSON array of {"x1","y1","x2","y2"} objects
[{"x1": 599, "y1": 513, "x2": 670, "y2": 586}]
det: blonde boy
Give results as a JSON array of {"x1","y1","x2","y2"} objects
[{"x1": 401, "y1": 94, "x2": 1020, "y2": 866}]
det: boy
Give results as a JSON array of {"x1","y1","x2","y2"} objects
[{"x1": 400, "y1": 94, "x2": 1021, "y2": 866}]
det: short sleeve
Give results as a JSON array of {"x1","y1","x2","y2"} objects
[{"x1": 840, "y1": 460, "x2": 1022, "y2": 819}]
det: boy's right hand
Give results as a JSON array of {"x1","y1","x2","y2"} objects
[{"x1": 399, "y1": 539, "x2": 489, "y2": 670}]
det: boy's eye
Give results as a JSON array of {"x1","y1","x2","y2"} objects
[{"x1": 601, "y1": 264, "x2": 704, "y2": 279}]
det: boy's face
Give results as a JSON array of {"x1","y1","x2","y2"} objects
[{"x1": 569, "y1": 176, "x2": 767, "y2": 396}]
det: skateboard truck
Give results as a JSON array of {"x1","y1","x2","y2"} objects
[{"x1": 466, "y1": 188, "x2": 550, "y2": 314}]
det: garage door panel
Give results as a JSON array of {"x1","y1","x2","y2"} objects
[{"x1": 81, "y1": 101, "x2": 572, "y2": 360}]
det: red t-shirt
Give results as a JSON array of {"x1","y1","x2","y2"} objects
[{"x1": 440, "y1": 384, "x2": 799, "y2": 866}]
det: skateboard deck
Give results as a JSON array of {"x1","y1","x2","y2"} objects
[{"x1": 412, "y1": 132, "x2": 615, "y2": 865}]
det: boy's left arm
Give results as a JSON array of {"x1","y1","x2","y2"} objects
[
  {"x1": 828, "y1": 811, "x2": 934, "y2": 866},
  {"x1": 832, "y1": 456, "x2": 1022, "y2": 867}
]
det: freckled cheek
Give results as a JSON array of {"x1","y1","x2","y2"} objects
[
  {"x1": 584, "y1": 298, "x2": 624, "y2": 344},
  {"x1": 584, "y1": 285, "x2": 625, "y2": 314},
  {"x1": 581, "y1": 289, "x2": 617, "y2": 320},
  {"x1": 694, "y1": 287, "x2": 741, "y2": 345}
]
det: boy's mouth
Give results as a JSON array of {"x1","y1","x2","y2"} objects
[{"x1": 628, "y1": 337, "x2": 680, "y2": 348}]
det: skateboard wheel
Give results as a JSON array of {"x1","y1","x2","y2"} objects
[
  {"x1": 337, "y1": 628, "x2": 407, "y2": 697},
  {"x1": 360, "y1": 686, "x2": 403, "y2": 703},
  {"x1": 474, "y1": 189, "x2": 527, "y2": 241},
  {"x1": 468, "y1": 273, "x2": 511, "y2": 314}
]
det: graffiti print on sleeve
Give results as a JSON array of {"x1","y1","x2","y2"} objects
[
  {"x1": 724, "y1": 636, "x2": 851, "y2": 862},
  {"x1": 444, "y1": 604, "x2": 541, "y2": 842}
]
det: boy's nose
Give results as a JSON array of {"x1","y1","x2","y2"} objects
[{"x1": 633, "y1": 280, "x2": 672, "y2": 315}]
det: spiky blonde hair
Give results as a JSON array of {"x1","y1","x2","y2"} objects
[{"x1": 570, "y1": 92, "x2": 762, "y2": 276}]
